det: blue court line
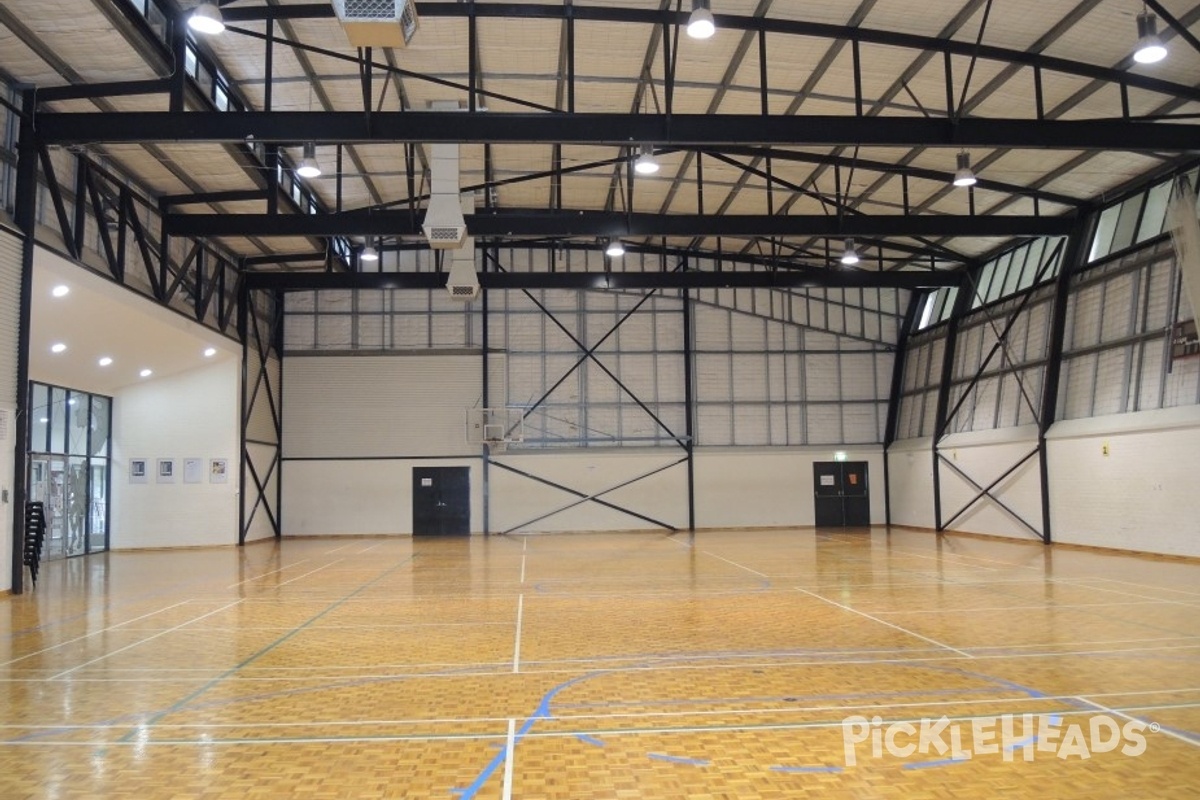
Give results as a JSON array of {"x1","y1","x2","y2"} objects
[
  {"x1": 648, "y1": 752, "x2": 710, "y2": 766},
  {"x1": 452, "y1": 673, "x2": 595, "y2": 800},
  {"x1": 575, "y1": 734, "x2": 605, "y2": 747},
  {"x1": 116, "y1": 554, "x2": 416, "y2": 743},
  {"x1": 903, "y1": 756, "x2": 970, "y2": 770},
  {"x1": 770, "y1": 765, "x2": 844, "y2": 774}
]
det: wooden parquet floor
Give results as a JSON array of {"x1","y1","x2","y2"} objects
[{"x1": 1, "y1": 527, "x2": 1198, "y2": 798}]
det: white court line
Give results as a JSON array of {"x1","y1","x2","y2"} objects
[
  {"x1": 10, "y1": 641, "x2": 1200, "y2": 685},
  {"x1": 519, "y1": 553, "x2": 527, "y2": 585},
  {"x1": 1074, "y1": 696, "x2": 1200, "y2": 748},
  {"x1": 3, "y1": 691, "x2": 1198, "y2": 733},
  {"x1": 502, "y1": 718, "x2": 516, "y2": 800},
  {"x1": 275, "y1": 559, "x2": 347, "y2": 587},
  {"x1": 699, "y1": 550, "x2": 769, "y2": 578},
  {"x1": 48, "y1": 600, "x2": 244, "y2": 680},
  {"x1": 868, "y1": 600, "x2": 1168, "y2": 615},
  {"x1": 9, "y1": 703, "x2": 1200, "y2": 748},
  {"x1": 1094, "y1": 578, "x2": 1200, "y2": 599},
  {"x1": 513, "y1": 595, "x2": 524, "y2": 674},
  {"x1": 1050, "y1": 579, "x2": 1200, "y2": 608},
  {"x1": 225, "y1": 559, "x2": 314, "y2": 588},
  {"x1": 0, "y1": 600, "x2": 194, "y2": 667},
  {"x1": 795, "y1": 587, "x2": 975, "y2": 659}
]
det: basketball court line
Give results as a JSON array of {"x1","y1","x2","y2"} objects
[
  {"x1": 225, "y1": 558, "x2": 313, "y2": 588},
  {"x1": 1074, "y1": 696, "x2": 1200, "y2": 747},
  {"x1": 794, "y1": 588, "x2": 976, "y2": 659},
  {"x1": 0, "y1": 600, "x2": 194, "y2": 667},
  {"x1": 866, "y1": 600, "x2": 1169, "y2": 614},
  {"x1": 5, "y1": 701, "x2": 1199, "y2": 748},
  {"x1": 513, "y1": 595, "x2": 524, "y2": 674},
  {"x1": 501, "y1": 719, "x2": 516, "y2": 800},
  {"x1": 6, "y1": 639, "x2": 1197, "y2": 684},
  {"x1": 47, "y1": 600, "x2": 245, "y2": 680}
]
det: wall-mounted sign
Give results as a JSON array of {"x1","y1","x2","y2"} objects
[
  {"x1": 834, "y1": 451, "x2": 848, "y2": 462},
  {"x1": 1172, "y1": 319, "x2": 1198, "y2": 361},
  {"x1": 820, "y1": 475, "x2": 836, "y2": 486}
]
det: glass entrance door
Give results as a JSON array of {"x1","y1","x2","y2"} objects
[{"x1": 29, "y1": 455, "x2": 67, "y2": 560}]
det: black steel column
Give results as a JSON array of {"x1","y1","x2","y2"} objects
[
  {"x1": 9, "y1": 90, "x2": 37, "y2": 594},
  {"x1": 681, "y1": 275, "x2": 695, "y2": 531},
  {"x1": 481, "y1": 249, "x2": 491, "y2": 535},
  {"x1": 1036, "y1": 221, "x2": 1091, "y2": 544},
  {"x1": 273, "y1": 289, "x2": 285, "y2": 540},
  {"x1": 237, "y1": 282, "x2": 249, "y2": 545},
  {"x1": 932, "y1": 277, "x2": 974, "y2": 532},
  {"x1": 882, "y1": 292, "x2": 922, "y2": 526}
]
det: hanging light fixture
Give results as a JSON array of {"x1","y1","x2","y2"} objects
[
  {"x1": 1133, "y1": 11, "x2": 1168, "y2": 64},
  {"x1": 634, "y1": 144, "x2": 660, "y2": 175},
  {"x1": 360, "y1": 241, "x2": 379, "y2": 262},
  {"x1": 840, "y1": 238, "x2": 860, "y2": 266},
  {"x1": 296, "y1": 142, "x2": 322, "y2": 179},
  {"x1": 952, "y1": 151, "x2": 977, "y2": 187},
  {"x1": 605, "y1": 239, "x2": 626, "y2": 257},
  {"x1": 687, "y1": 0, "x2": 716, "y2": 40},
  {"x1": 188, "y1": 1, "x2": 225, "y2": 35}
]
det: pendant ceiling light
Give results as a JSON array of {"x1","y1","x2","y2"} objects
[
  {"x1": 296, "y1": 142, "x2": 322, "y2": 179},
  {"x1": 188, "y1": 2, "x2": 225, "y2": 35},
  {"x1": 1133, "y1": 11, "x2": 1168, "y2": 64},
  {"x1": 687, "y1": 0, "x2": 716, "y2": 40}
]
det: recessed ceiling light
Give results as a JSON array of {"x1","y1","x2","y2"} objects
[
  {"x1": 203, "y1": 347, "x2": 217, "y2": 358},
  {"x1": 51, "y1": 342, "x2": 67, "y2": 353},
  {"x1": 139, "y1": 368, "x2": 153, "y2": 378},
  {"x1": 98, "y1": 357, "x2": 113, "y2": 367},
  {"x1": 52, "y1": 285, "x2": 70, "y2": 298}
]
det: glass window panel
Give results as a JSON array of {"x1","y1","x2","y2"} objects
[
  {"x1": 1089, "y1": 204, "x2": 1120, "y2": 262},
  {"x1": 68, "y1": 392, "x2": 89, "y2": 455},
  {"x1": 89, "y1": 459, "x2": 108, "y2": 553},
  {"x1": 29, "y1": 383, "x2": 49, "y2": 453},
  {"x1": 66, "y1": 457, "x2": 88, "y2": 557},
  {"x1": 938, "y1": 288, "x2": 959, "y2": 323},
  {"x1": 1020, "y1": 238, "x2": 1048, "y2": 289},
  {"x1": 90, "y1": 396, "x2": 111, "y2": 457},
  {"x1": 1136, "y1": 181, "x2": 1172, "y2": 244},
  {"x1": 1003, "y1": 246, "x2": 1027, "y2": 297},
  {"x1": 917, "y1": 292, "x2": 936, "y2": 330},
  {"x1": 185, "y1": 47, "x2": 197, "y2": 78},
  {"x1": 1111, "y1": 195, "x2": 1144, "y2": 254},
  {"x1": 49, "y1": 386, "x2": 67, "y2": 453},
  {"x1": 972, "y1": 262, "x2": 995, "y2": 308}
]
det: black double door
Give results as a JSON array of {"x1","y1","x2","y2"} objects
[
  {"x1": 813, "y1": 461, "x2": 870, "y2": 527},
  {"x1": 412, "y1": 467, "x2": 470, "y2": 535}
]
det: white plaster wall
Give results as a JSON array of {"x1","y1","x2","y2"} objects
[
  {"x1": 694, "y1": 447, "x2": 886, "y2": 529},
  {"x1": 282, "y1": 458, "x2": 482, "y2": 535},
  {"x1": 110, "y1": 360, "x2": 239, "y2": 548},
  {"x1": 886, "y1": 437, "x2": 935, "y2": 529},
  {"x1": 1047, "y1": 406, "x2": 1200, "y2": 557}
]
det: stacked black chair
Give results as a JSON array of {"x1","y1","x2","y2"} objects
[{"x1": 22, "y1": 502, "x2": 46, "y2": 587}]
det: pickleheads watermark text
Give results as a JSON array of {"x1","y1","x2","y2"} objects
[{"x1": 842, "y1": 713, "x2": 1156, "y2": 766}]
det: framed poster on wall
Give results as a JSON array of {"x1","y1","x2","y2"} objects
[
  {"x1": 209, "y1": 458, "x2": 228, "y2": 484},
  {"x1": 157, "y1": 458, "x2": 175, "y2": 484},
  {"x1": 130, "y1": 459, "x2": 148, "y2": 484},
  {"x1": 183, "y1": 458, "x2": 203, "y2": 484}
]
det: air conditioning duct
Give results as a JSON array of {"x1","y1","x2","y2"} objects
[
  {"x1": 445, "y1": 195, "x2": 479, "y2": 301},
  {"x1": 422, "y1": 141, "x2": 467, "y2": 248},
  {"x1": 331, "y1": 0, "x2": 419, "y2": 48}
]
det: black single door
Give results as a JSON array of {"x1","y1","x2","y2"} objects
[
  {"x1": 841, "y1": 462, "x2": 871, "y2": 526},
  {"x1": 813, "y1": 462, "x2": 845, "y2": 527},
  {"x1": 412, "y1": 467, "x2": 470, "y2": 535},
  {"x1": 813, "y1": 462, "x2": 870, "y2": 527}
]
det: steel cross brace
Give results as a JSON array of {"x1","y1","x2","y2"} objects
[
  {"x1": 490, "y1": 458, "x2": 686, "y2": 533},
  {"x1": 937, "y1": 446, "x2": 1043, "y2": 538}
]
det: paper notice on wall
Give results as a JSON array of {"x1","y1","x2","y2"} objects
[
  {"x1": 183, "y1": 458, "x2": 203, "y2": 484},
  {"x1": 849, "y1": 474, "x2": 858, "y2": 485},
  {"x1": 820, "y1": 475, "x2": 835, "y2": 486}
]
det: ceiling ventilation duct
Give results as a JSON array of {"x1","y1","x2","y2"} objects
[
  {"x1": 423, "y1": 149, "x2": 467, "y2": 248},
  {"x1": 331, "y1": 0, "x2": 419, "y2": 48},
  {"x1": 445, "y1": 195, "x2": 479, "y2": 301}
]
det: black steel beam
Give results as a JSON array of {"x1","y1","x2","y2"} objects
[
  {"x1": 217, "y1": 3, "x2": 1200, "y2": 105},
  {"x1": 165, "y1": 210, "x2": 1075, "y2": 239},
  {"x1": 35, "y1": 112, "x2": 1200, "y2": 152},
  {"x1": 244, "y1": 268, "x2": 957, "y2": 292}
]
